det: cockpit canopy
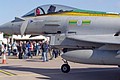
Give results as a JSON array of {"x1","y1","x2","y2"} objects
[{"x1": 22, "y1": 4, "x2": 77, "y2": 17}]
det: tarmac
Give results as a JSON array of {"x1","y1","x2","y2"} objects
[{"x1": 0, "y1": 56, "x2": 120, "y2": 80}]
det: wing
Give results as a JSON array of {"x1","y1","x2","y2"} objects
[{"x1": 67, "y1": 35, "x2": 120, "y2": 50}]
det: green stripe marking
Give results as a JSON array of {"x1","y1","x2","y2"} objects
[
  {"x1": 73, "y1": 9, "x2": 107, "y2": 14},
  {"x1": 69, "y1": 20, "x2": 77, "y2": 25},
  {"x1": 82, "y1": 20, "x2": 91, "y2": 25}
]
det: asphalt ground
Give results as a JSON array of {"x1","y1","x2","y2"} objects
[{"x1": 0, "y1": 56, "x2": 119, "y2": 80}]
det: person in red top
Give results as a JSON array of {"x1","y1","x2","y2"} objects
[
  {"x1": 36, "y1": 8, "x2": 40, "y2": 16},
  {"x1": 30, "y1": 42, "x2": 33, "y2": 51}
]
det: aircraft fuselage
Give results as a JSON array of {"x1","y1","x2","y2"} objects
[{"x1": 1, "y1": 15, "x2": 120, "y2": 36}]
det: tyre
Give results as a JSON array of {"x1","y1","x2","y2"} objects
[{"x1": 61, "y1": 64, "x2": 70, "y2": 73}]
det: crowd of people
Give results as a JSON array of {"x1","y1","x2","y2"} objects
[{"x1": 0, "y1": 40, "x2": 62, "y2": 62}]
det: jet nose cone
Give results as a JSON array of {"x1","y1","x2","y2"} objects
[{"x1": 0, "y1": 22, "x2": 12, "y2": 34}]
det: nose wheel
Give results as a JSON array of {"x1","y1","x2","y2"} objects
[
  {"x1": 61, "y1": 59, "x2": 70, "y2": 73},
  {"x1": 61, "y1": 64, "x2": 70, "y2": 73}
]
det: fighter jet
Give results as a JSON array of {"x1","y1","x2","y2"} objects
[{"x1": 1, "y1": 4, "x2": 120, "y2": 73}]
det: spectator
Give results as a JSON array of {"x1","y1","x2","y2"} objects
[
  {"x1": 12, "y1": 42, "x2": 18, "y2": 56},
  {"x1": 7, "y1": 43, "x2": 11, "y2": 56},
  {"x1": 17, "y1": 43, "x2": 23, "y2": 59},
  {"x1": 26, "y1": 41, "x2": 32, "y2": 58},
  {"x1": 50, "y1": 48, "x2": 59, "y2": 60},
  {"x1": 41, "y1": 41, "x2": 49, "y2": 62}
]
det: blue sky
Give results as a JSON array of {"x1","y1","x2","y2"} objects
[{"x1": 1, "y1": 0, "x2": 120, "y2": 25}]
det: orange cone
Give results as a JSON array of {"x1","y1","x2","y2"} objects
[{"x1": 2, "y1": 53, "x2": 7, "y2": 64}]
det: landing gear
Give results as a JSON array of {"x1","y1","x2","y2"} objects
[{"x1": 61, "y1": 59, "x2": 70, "y2": 73}]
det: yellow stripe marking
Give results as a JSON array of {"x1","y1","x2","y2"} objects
[
  {"x1": 0, "y1": 70, "x2": 16, "y2": 76},
  {"x1": 51, "y1": 12, "x2": 120, "y2": 17}
]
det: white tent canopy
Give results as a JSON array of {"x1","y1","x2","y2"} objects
[{"x1": 13, "y1": 35, "x2": 47, "y2": 41}]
